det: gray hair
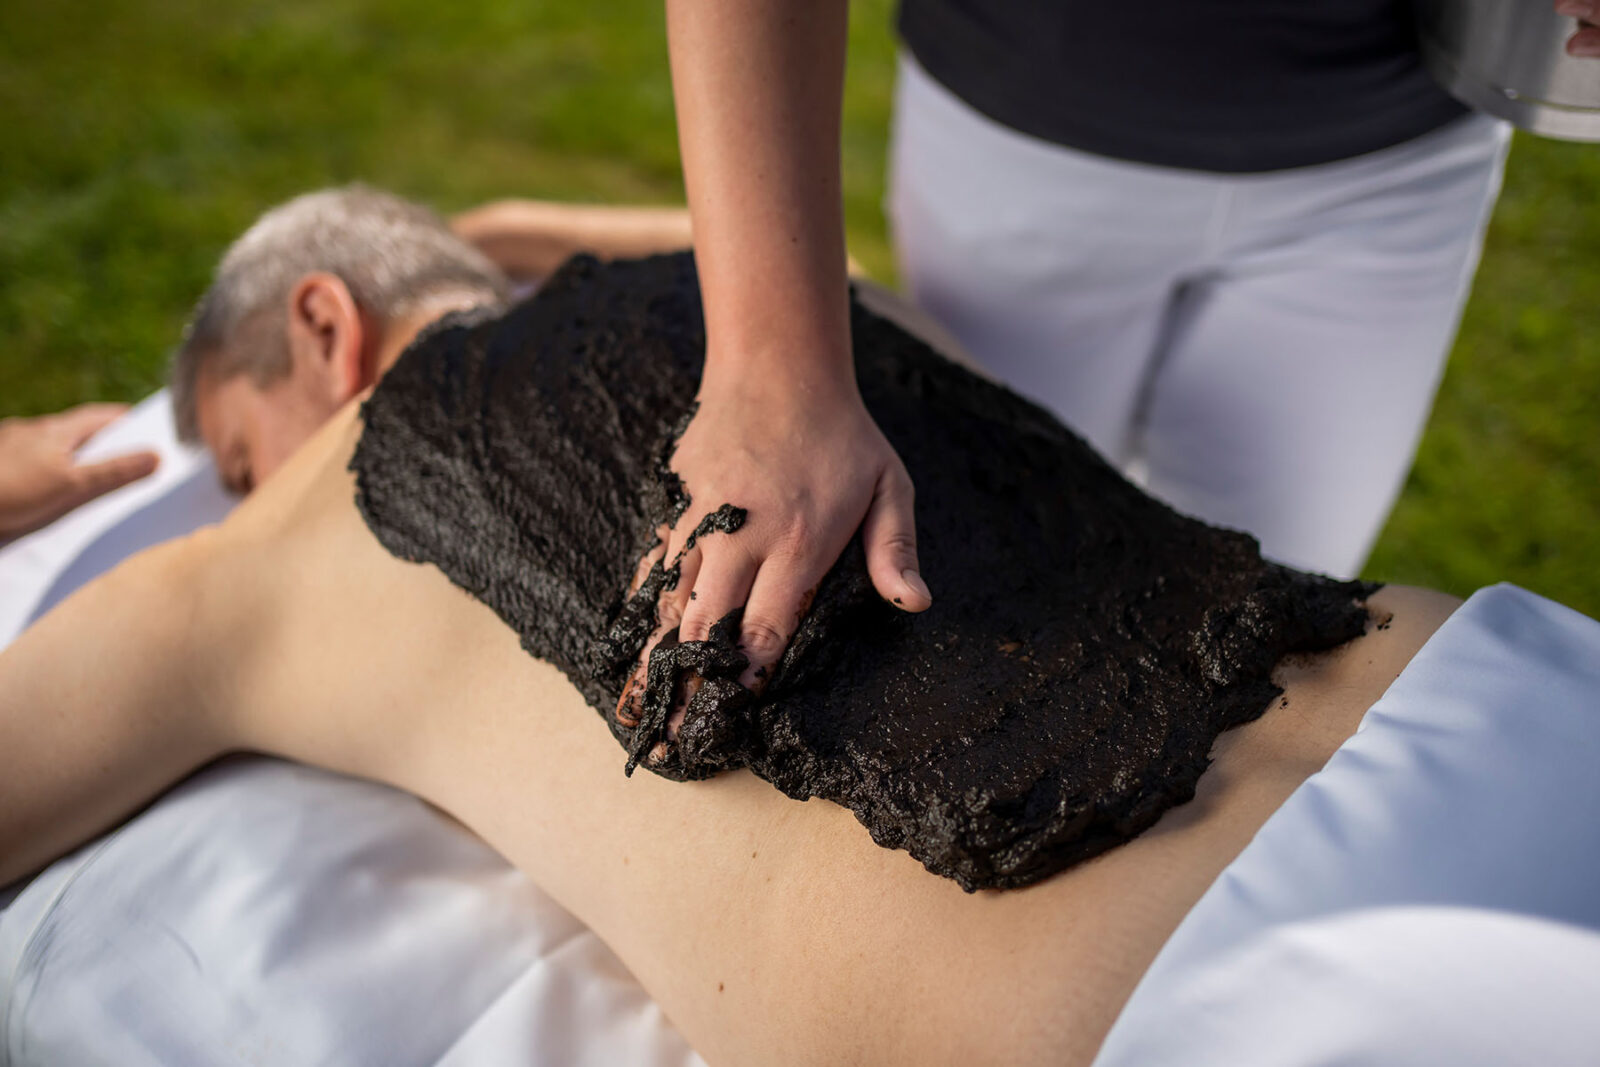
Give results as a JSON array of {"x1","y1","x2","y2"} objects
[{"x1": 170, "y1": 185, "x2": 508, "y2": 442}]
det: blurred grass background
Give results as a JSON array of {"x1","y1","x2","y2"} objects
[{"x1": 1, "y1": 0, "x2": 1595, "y2": 614}]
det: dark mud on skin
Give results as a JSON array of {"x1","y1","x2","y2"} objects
[{"x1": 352, "y1": 253, "x2": 1376, "y2": 891}]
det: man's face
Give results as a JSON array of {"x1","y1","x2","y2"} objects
[
  {"x1": 194, "y1": 368, "x2": 341, "y2": 495},
  {"x1": 188, "y1": 279, "x2": 476, "y2": 494}
]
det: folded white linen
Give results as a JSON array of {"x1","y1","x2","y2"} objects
[
  {"x1": 0, "y1": 760, "x2": 699, "y2": 1067},
  {"x1": 0, "y1": 392, "x2": 703, "y2": 1066},
  {"x1": 1092, "y1": 584, "x2": 1600, "y2": 1066}
]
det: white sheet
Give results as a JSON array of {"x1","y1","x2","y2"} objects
[
  {"x1": 1092, "y1": 584, "x2": 1600, "y2": 1066},
  {"x1": 0, "y1": 392, "x2": 702, "y2": 1066},
  {"x1": 9, "y1": 397, "x2": 1598, "y2": 1064}
]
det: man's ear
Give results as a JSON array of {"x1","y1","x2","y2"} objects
[{"x1": 284, "y1": 273, "x2": 374, "y2": 405}]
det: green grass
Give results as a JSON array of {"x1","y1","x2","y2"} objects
[
  {"x1": 2, "y1": 0, "x2": 1596, "y2": 615},
  {"x1": 1366, "y1": 134, "x2": 1600, "y2": 614}
]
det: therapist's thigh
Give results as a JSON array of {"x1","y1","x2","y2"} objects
[
  {"x1": 1136, "y1": 117, "x2": 1511, "y2": 577},
  {"x1": 887, "y1": 54, "x2": 1215, "y2": 463}
]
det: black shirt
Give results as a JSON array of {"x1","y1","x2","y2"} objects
[{"x1": 897, "y1": 0, "x2": 1467, "y2": 173}]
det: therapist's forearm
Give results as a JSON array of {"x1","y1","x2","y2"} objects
[{"x1": 666, "y1": 0, "x2": 853, "y2": 385}]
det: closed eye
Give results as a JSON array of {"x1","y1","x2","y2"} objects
[{"x1": 220, "y1": 446, "x2": 253, "y2": 496}]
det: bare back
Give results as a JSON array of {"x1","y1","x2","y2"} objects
[{"x1": 183, "y1": 402, "x2": 1459, "y2": 1066}]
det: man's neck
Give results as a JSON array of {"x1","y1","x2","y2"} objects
[{"x1": 375, "y1": 295, "x2": 494, "y2": 377}]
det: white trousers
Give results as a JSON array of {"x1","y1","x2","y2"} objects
[{"x1": 888, "y1": 55, "x2": 1512, "y2": 577}]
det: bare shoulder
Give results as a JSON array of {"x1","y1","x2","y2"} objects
[
  {"x1": 212, "y1": 398, "x2": 368, "y2": 549},
  {"x1": 197, "y1": 397, "x2": 551, "y2": 779},
  {"x1": 188, "y1": 399, "x2": 404, "y2": 741}
]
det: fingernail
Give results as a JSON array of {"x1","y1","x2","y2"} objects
[
  {"x1": 900, "y1": 568, "x2": 931, "y2": 605},
  {"x1": 615, "y1": 666, "x2": 646, "y2": 727}
]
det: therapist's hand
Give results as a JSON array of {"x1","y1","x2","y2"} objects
[
  {"x1": 0, "y1": 403, "x2": 158, "y2": 542},
  {"x1": 1556, "y1": 1, "x2": 1600, "y2": 55},
  {"x1": 625, "y1": 358, "x2": 928, "y2": 709}
]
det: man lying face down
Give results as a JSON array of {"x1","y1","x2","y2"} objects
[
  {"x1": 171, "y1": 187, "x2": 1378, "y2": 890},
  {"x1": 350, "y1": 250, "x2": 1392, "y2": 890},
  {"x1": 0, "y1": 189, "x2": 1474, "y2": 1064}
]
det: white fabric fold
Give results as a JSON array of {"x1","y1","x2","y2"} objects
[{"x1": 1094, "y1": 584, "x2": 1600, "y2": 1066}]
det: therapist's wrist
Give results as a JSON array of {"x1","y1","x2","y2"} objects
[
  {"x1": 700, "y1": 327, "x2": 858, "y2": 404},
  {"x1": 701, "y1": 274, "x2": 854, "y2": 381}
]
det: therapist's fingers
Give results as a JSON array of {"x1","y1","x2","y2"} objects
[
  {"x1": 676, "y1": 544, "x2": 758, "y2": 644},
  {"x1": 614, "y1": 526, "x2": 674, "y2": 727},
  {"x1": 1556, "y1": 0, "x2": 1600, "y2": 53},
  {"x1": 663, "y1": 672, "x2": 703, "y2": 744},
  {"x1": 1, "y1": 449, "x2": 160, "y2": 543},
  {"x1": 48, "y1": 402, "x2": 132, "y2": 450},
  {"x1": 736, "y1": 567, "x2": 817, "y2": 691},
  {"x1": 627, "y1": 524, "x2": 673, "y2": 596},
  {"x1": 615, "y1": 541, "x2": 701, "y2": 728},
  {"x1": 660, "y1": 540, "x2": 701, "y2": 630},
  {"x1": 614, "y1": 610, "x2": 676, "y2": 728},
  {"x1": 71, "y1": 450, "x2": 160, "y2": 501},
  {"x1": 861, "y1": 462, "x2": 931, "y2": 613},
  {"x1": 1569, "y1": 21, "x2": 1600, "y2": 57}
]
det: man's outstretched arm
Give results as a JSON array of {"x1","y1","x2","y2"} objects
[
  {"x1": 451, "y1": 200, "x2": 695, "y2": 282},
  {"x1": 451, "y1": 199, "x2": 868, "y2": 284},
  {"x1": 0, "y1": 534, "x2": 228, "y2": 886}
]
